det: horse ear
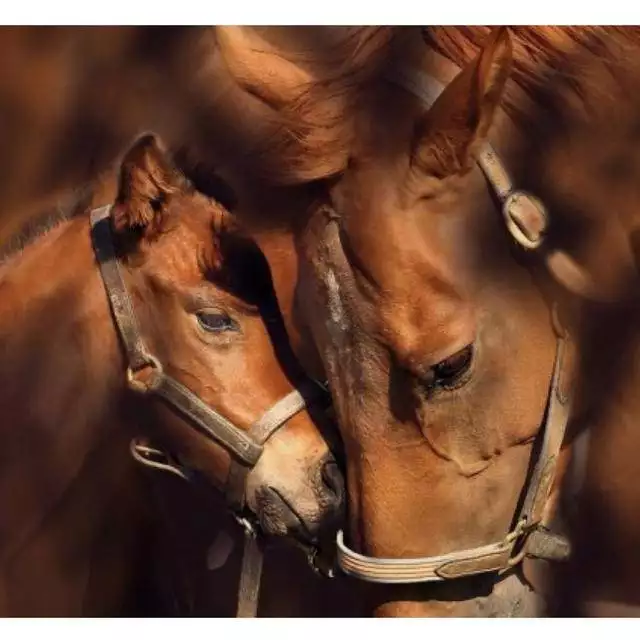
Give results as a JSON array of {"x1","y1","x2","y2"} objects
[
  {"x1": 411, "y1": 27, "x2": 512, "y2": 178},
  {"x1": 112, "y1": 133, "x2": 184, "y2": 236}
]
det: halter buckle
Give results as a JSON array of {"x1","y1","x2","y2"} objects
[
  {"x1": 126, "y1": 354, "x2": 163, "y2": 394},
  {"x1": 503, "y1": 518, "x2": 531, "y2": 570},
  {"x1": 305, "y1": 544, "x2": 336, "y2": 579},
  {"x1": 233, "y1": 513, "x2": 258, "y2": 538},
  {"x1": 502, "y1": 190, "x2": 548, "y2": 251}
]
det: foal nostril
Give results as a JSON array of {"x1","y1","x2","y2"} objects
[{"x1": 321, "y1": 456, "x2": 345, "y2": 506}]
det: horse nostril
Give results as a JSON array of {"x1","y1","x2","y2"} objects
[{"x1": 321, "y1": 456, "x2": 345, "y2": 505}]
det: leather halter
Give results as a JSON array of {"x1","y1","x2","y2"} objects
[
  {"x1": 90, "y1": 204, "x2": 325, "y2": 615},
  {"x1": 335, "y1": 68, "x2": 576, "y2": 584}
]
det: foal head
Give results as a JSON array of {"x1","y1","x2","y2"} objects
[{"x1": 104, "y1": 134, "x2": 344, "y2": 543}]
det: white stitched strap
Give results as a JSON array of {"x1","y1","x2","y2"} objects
[{"x1": 336, "y1": 529, "x2": 519, "y2": 584}]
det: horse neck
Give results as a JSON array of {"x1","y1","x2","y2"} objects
[{"x1": 0, "y1": 215, "x2": 139, "y2": 586}]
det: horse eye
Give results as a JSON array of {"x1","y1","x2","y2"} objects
[
  {"x1": 196, "y1": 311, "x2": 237, "y2": 333},
  {"x1": 432, "y1": 344, "x2": 474, "y2": 386}
]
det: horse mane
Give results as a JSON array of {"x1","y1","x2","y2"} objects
[
  {"x1": 213, "y1": 26, "x2": 399, "y2": 186},
  {"x1": 422, "y1": 26, "x2": 640, "y2": 128},
  {"x1": 0, "y1": 186, "x2": 92, "y2": 261}
]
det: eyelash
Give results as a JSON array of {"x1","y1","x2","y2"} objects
[
  {"x1": 422, "y1": 344, "x2": 475, "y2": 392},
  {"x1": 195, "y1": 310, "x2": 239, "y2": 333}
]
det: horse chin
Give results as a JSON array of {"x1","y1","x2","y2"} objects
[{"x1": 371, "y1": 572, "x2": 545, "y2": 617}]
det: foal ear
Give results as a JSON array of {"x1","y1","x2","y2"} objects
[
  {"x1": 112, "y1": 133, "x2": 184, "y2": 236},
  {"x1": 411, "y1": 27, "x2": 512, "y2": 178}
]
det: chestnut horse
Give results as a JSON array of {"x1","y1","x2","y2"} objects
[
  {"x1": 0, "y1": 133, "x2": 344, "y2": 615},
  {"x1": 284, "y1": 26, "x2": 640, "y2": 617},
  {"x1": 190, "y1": 26, "x2": 640, "y2": 616}
]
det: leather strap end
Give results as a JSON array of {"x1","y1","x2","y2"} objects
[{"x1": 236, "y1": 532, "x2": 264, "y2": 618}]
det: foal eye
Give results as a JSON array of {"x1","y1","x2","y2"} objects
[
  {"x1": 432, "y1": 344, "x2": 474, "y2": 387},
  {"x1": 196, "y1": 310, "x2": 238, "y2": 333}
]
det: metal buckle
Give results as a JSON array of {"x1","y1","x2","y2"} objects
[
  {"x1": 126, "y1": 354, "x2": 163, "y2": 394},
  {"x1": 502, "y1": 518, "x2": 530, "y2": 571},
  {"x1": 306, "y1": 545, "x2": 336, "y2": 579},
  {"x1": 233, "y1": 513, "x2": 258, "y2": 538},
  {"x1": 502, "y1": 190, "x2": 548, "y2": 251}
]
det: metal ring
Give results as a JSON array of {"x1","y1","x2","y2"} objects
[
  {"x1": 126, "y1": 354, "x2": 163, "y2": 394},
  {"x1": 129, "y1": 438, "x2": 192, "y2": 482},
  {"x1": 306, "y1": 545, "x2": 336, "y2": 579}
]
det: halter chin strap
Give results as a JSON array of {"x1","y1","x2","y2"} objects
[
  {"x1": 335, "y1": 65, "x2": 579, "y2": 586},
  {"x1": 90, "y1": 204, "x2": 324, "y2": 616},
  {"x1": 337, "y1": 319, "x2": 574, "y2": 583}
]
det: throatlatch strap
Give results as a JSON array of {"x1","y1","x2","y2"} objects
[{"x1": 236, "y1": 530, "x2": 265, "y2": 618}]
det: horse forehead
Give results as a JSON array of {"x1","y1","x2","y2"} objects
[
  {"x1": 145, "y1": 226, "x2": 216, "y2": 279},
  {"x1": 341, "y1": 199, "x2": 463, "y2": 294},
  {"x1": 314, "y1": 214, "x2": 474, "y2": 368}
]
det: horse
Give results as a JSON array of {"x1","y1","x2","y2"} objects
[
  {"x1": 191, "y1": 25, "x2": 640, "y2": 616},
  {"x1": 264, "y1": 26, "x2": 640, "y2": 617},
  {"x1": 0, "y1": 132, "x2": 345, "y2": 615}
]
